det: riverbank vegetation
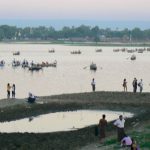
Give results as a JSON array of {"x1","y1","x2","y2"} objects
[
  {"x1": 1, "y1": 25, "x2": 150, "y2": 44},
  {"x1": 0, "y1": 92, "x2": 149, "y2": 149}
]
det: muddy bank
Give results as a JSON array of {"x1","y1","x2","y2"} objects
[{"x1": 0, "y1": 91, "x2": 149, "y2": 150}]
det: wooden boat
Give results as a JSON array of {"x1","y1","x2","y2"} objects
[
  {"x1": 131, "y1": 55, "x2": 136, "y2": 60},
  {"x1": 121, "y1": 48, "x2": 126, "y2": 52},
  {"x1": 48, "y1": 49, "x2": 55, "y2": 53},
  {"x1": 147, "y1": 48, "x2": 150, "y2": 51},
  {"x1": 28, "y1": 65, "x2": 42, "y2": 71},
  {"x1": 95, "y1": 49, "x2": 102, "y2": 52},
  {"x1": 13, "y1": 51, "x2": 20, "y2": 55},
  {"x1": 40, "y1": 61, "x2": 57, "y2": 67},
  {"x1": 127, "y1": 49, "x2": 135, "y2": 53},
  {"x1": 90, "y1": 63, "x2": 97, "y2": 70},
  {"x1": 71, "y1": 50, "x2": 81, "y2": 54},
  {"x1": 113, "y1": 49, "x2": 119, "y2": 52},
  {"x1": 137, "y1": 49, "x2": 144, "y2": 53}
]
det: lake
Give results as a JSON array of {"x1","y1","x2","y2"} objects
[
  {"x1": 0, "y1": 43, "x2": 150, "y2": 99},
  {"x1": 0, "y1": 110, "x2": 133, "y2": 133}
]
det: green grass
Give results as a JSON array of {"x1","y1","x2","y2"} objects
[{"x1": 104, "y1": 138, "x2": 117, "y2": 145}]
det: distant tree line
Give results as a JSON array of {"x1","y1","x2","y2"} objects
[{"x1": 0, "y1": 25, "x2": 150, "y2": 42}]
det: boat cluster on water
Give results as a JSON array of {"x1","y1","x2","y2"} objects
[
  {"x1": 0, "y1": 59, "x2": 57, "y2": 71},
  {"x1": 113, "y1": 47, "x2": 150, "y2": 53},
  {"x1": 70, "y1": 50, "x2": 81, "y2": 54}
]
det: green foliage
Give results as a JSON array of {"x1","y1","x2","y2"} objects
[
  {"x1": 0, "y1": 25, "x2": 150, "y2": 41},
  {"x1": 105, "y1": 138, "x2": 117, "y2": 145}
]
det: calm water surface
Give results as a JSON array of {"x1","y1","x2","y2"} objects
[
  {"x1": 0, "y1": 44, "x2": 150, "y2": 99},
  {"x1": 0, "y1": 110, "x2": 133, "y2": 133}
]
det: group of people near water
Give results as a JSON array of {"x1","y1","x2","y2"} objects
[
  {"x1": 6, "y1": 82, "x2": 37, "y2": 103},
  {"x1": 91, "y1": 78, "x2": 143, "y2": 93},
  {"x1": 7, "y1": 83, "x2": 16, "y2": 98},
  {"x1": 97, "y1": 114, "x2": 140, "y2": 149},
  {"x1": 123, "y1": 78, "x2": 143, "y2": 93}
]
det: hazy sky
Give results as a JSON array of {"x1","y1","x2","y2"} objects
[{"x1": 0, "y1": 0, "x2": 149, "y2": 21}]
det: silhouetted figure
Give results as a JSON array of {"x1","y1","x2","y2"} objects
[
  {"x1": 138, "y1": 79, "x2": 143, "y2": 93},
  {"x1": 132, "y1": 78, "x2": 137, "y2": 93},
  {"x1": 91, "y1": 78, "x2": 96, "y2": 92},
  {"x1": 123, "y1": 78, "x2": 127, "y2": 92},
  {"x1": 7, "y1": 83, "x2": 11, "y2": 99},
  {"x1": 99, "y1": 114, "x2": 107, "y2": 143},
  {"x1": 12, "y1": 84, "x2": 16, "y2": 98}
]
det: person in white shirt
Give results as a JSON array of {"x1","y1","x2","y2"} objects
[
  {"x1": 91, "y1": 78, "x2": 96, "y2": 92},
  {"x1": 138, "y1": 79, "x2": 143, "y2": 93},
  {"x1": 114, "y1": 115, "x2": 125, "y2": 141}
]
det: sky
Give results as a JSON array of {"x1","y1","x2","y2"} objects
[{"x1": 0, "y1": 0, "x2": 150, "y2": 28}]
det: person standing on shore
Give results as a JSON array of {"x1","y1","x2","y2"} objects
[
  {"x1": 138, "y1": 79, "x2": 143, "y2": 93},
  {"x1": 114, "y1": 115, "x2": 125, "y2": 142},
  {"x1": 7, "y1": 83, "x2": 11, "y2": 99},
  {"x1": 99, "y1": 114, "x2": 107, "y2": 143},
  {"x1": 132, "y1": 78, "x2": 137, "y2": 93},
  {"x1": 123, "y1": 78, "x2": 127, "y2": 92},
  {"x1": 91, "y1": 78, "x2": 96, "y2": 92},
  {"x1": 12, "y1": 84, "x2": 16, "y2": 98}
]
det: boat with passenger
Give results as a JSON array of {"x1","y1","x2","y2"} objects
[
  {"x1": 48, "y1": 49, "x2": 55, "y2": 53},
  {"x1": 12, "y1": 60, "x2": 21, "y2": 67},
  {"x1": 131, "y1": 54, "x2": 136, "y2": 60},
  {"x1": 28, "y1": 64, "x2": 42, "y2": 71},
  {"x1": 13, "y1": 51, "x2": 20, "y2": 55},
  {"x1": 0, "y1": 60, "x2": 5, "y2": 67},
  {"x1": 40, "y1": 60, "x2": 57, "y2": 67},
  {"x1": 90, "y1": 63, "x2": 97, "y2": 71}
]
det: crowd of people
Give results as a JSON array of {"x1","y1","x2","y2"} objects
[{"x1": 97, "y1": 114, "x2": 140, "y2": 149}]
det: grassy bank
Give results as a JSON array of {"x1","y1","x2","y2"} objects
[{"x1": 0, "y1": 91, "x2": 150, "y2": 150}]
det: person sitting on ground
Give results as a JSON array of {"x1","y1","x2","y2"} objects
[
  {"x1": 131, "y1": 139, "x2": 140, "y2": 150},
  {"x1": 28, "y1": 92, "x2": 36, "y2": 103},
  {"x1": 121, "y1": 134, "x2": 132, "y2": 147}
]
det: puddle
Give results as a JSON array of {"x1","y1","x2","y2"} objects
[{"x1": 0, "y1": 110, "x2": 133, "y2": 133}]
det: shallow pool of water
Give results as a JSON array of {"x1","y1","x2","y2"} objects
[{"x1": 0, "y1": 110, "x2": 133, "y2": 133}]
